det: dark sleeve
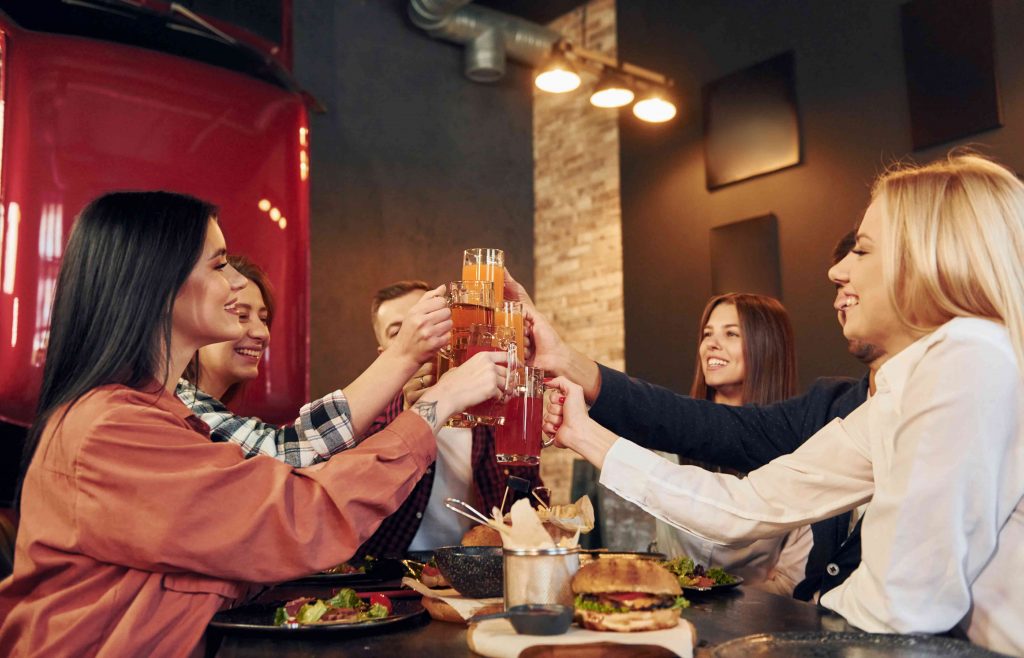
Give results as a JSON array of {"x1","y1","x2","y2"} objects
[
  {"x1": 360, "y1": 393, "x2": 404, "y2": 440},
  {"x1": 589, "y1": 364, "x2": 856, "y2": 472}
]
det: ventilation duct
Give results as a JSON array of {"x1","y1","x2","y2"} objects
[{"x1": 408, "y1": 0, "x2": 561, "y2": 82}]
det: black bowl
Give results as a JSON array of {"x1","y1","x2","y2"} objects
[
  {"x1": 507, "y1": 604, "x2": 573, "y2": 636},
  {"x1": 432, "y1": 545, "x2": 503, "y2": 598}
]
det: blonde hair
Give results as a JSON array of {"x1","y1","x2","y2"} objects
[{"x1": 872, "y1": 152, "x2": 1024, "y2": 373}]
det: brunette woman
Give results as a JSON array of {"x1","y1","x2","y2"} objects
[
  {"x1": 175, "y1": 255, "x2": 445, "y2": 466},
  {"x1": 689, "y1": 293, "x2": 797, "y2": 406},
  {"x1": 0, "y1": 192, "x2": 508, "y2": 656},
  {"x1": 658, "y1": 293, "x2": 810, "y2": 595}
]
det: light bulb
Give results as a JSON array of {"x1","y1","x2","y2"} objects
[
  {"x1": 633, "y1": 95, "x2": 677, "y2": 123},
  {"x1": 591, "y1": 86, "x2": 634, "y2": 108},
  {"x1": 535, "y1": 49, "x2": 581, "y2": 94},
  {"x1": 590, "y1": 69, "x2": 635, "y2": 108},
  {"x1": 535, "y1": 67, "x2": 581, "y2": 93}
]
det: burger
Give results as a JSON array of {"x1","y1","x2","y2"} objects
[
  {"x1": 461, "y1": 524, "x2": 503, "y2": 547},
  {"x1": 571, "y1": 558, "x2": 688, "y2": 632}
]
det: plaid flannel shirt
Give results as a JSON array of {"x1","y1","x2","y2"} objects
[
  {"x1": 175, "y1": 380, "x2": 360, "y2": 467},
  {"x1": 353, "y1": 394, "x2": 543, "y2": 559}
]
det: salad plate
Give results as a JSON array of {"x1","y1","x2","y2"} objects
[{"x1": 209, "y1": 596, "x2": 425, "y2": 636}]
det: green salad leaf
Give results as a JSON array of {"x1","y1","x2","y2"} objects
[
  {"x1": 296, "y1": 600, "x2": 328, "y2": 624},
  {"x1": 706, "y1": 567, "x2": 738, "y2": 585},
  {"x1": 661, "y1": 556, "x2": 736, "y2": 586},
  {"x1": 365, "y1": 603, "x2": 389, "y2": 619},
  {"x1": 573, "y1": 594, "x2": 625, "y2": 614},
  {"x1": 327, "y1": 588, "x2": 361, "y2": 609},
  {"x1": 662, "y1": 556, "x2": 695, "y2": 577}
]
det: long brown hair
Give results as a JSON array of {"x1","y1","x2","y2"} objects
[
  {"x1": 182, "y1": 255, "x2": 276, "y2": 402},
  {"x1": 689, "y1": 293, "x2": 797, "y2": 405}
]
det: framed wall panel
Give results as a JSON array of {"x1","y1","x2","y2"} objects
[
  {"x1": 710, "y1": 214, "x2": 782, "y2": 299},
  {"x1": 703, "y1": 52, "x2": 801, "y2": 190},
  {"x1": 901, "y1": 0, "x2": 1001, "y2": 150}
]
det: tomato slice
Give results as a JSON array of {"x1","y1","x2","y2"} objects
[
  {"x1": 369, "y1": 592, "x2": 393, "y2": 614},
  {"x1": 606, "y1": 592, "x2": 646, "y2": 602}
]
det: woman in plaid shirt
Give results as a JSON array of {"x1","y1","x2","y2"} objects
[{"x1": 177, "y1": 256, "x2": 450, "y2": 466}]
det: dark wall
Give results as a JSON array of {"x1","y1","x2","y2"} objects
[
  {"x1": 617, "y1": 0, "x2": 1024, "y2": 393},
  {"x1": 293, "y1": 0, "x2": 535, "y2": 395}
]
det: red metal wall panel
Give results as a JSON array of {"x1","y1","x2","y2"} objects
[{"x1": 0, "y1": 19, "x2": 309, "y2": 426}]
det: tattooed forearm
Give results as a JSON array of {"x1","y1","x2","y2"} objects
[{"x1": 413, "y1": 400, "x2": 439, "y2": 430}]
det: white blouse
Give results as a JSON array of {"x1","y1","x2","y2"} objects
[{"x1": 600, "y1": 318, "x2": 1023, "y2": 656}]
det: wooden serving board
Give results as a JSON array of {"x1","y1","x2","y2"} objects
[
  {"x1": 520, "y1": 642, "x2": 679, "y2": 657},
  {"x1": 467, "y1": 619, "x2": 695, "y2": 658}
]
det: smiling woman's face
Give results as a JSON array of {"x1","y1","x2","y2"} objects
[
  {"x1": 198, "y1": 282, "x2": 270, "y2": 392},
  {"x1": 829, "y1": 201, "x2": 916, "y2": 356},
  {"x1": 699, "y1": 302, "x2": 745, "y2": 394},
  {"x1": 171, "y1": 219, "x2": 247, "y2": 349}
]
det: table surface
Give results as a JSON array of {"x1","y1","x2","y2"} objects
[{"x1": 211, "y1": 583, "x2": 853, "y2": 658}]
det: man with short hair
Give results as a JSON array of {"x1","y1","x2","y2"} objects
[
  {"x1": 371, "y1": 280, "x2": 436, "y2": 409},
  {"x1": 354, "y1": 281, "x2": 541, "y2": 557}
]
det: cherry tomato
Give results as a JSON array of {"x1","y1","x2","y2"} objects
[{"x1": 369, "y1": 592, "x2": 393, "y2": 614}]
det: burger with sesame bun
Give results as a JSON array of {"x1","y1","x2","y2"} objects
[{"x1": 571, "y1": 558, "x2": 689, "y2": 632}]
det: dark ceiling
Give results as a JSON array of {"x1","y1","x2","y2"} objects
[{"x1": 476, "y1": 0, "x2": 589, "y2": 26}]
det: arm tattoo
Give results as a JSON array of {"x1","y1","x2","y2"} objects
[{"x1": 413, "y1": 400, "x2": 439, "y2": 430}]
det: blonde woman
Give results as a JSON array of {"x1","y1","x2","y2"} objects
[{"x1": 546, "y1": 153, "x2": 1024, "y2": 654}]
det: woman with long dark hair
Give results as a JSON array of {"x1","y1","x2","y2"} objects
[
  {"x1": 659, "y1": 293, "x2": 809, "y2": 595},
  {"x1": 0, "y1": 191, "x2": 507, "y2": 656},
  {"x1": 176, "y1": 255, "x2": 453, "y2": 466},
  {"x1": 689, "y1": 293, "x2": 798, "y2": 405}
]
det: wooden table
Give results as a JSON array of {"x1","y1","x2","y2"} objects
[{"x1": 212, "y1": 585, "x2": 852, "y2": 657}]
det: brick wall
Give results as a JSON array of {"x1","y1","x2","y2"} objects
[
  {"x1": 533, "y1": 0, "x2": 654, "y2": 550},
  {"x1": 534, "y1": 0, "x2": 620, "y2": 507}
]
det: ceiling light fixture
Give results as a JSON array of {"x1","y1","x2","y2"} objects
[
  {"x1": 589, "y1": 68, "x2": 635, "y2": 108},
  {"x1": 534, "y1": 42, "x2": 581, "y2": 94},
  {"x1": 632, "y1": 89, "x2": 678, "y2": 123},
  {"x1": 536, "y1": 42, "x2": 678, "y2": 124}
]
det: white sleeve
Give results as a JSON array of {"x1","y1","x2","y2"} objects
[
  {"x1": 759, "y1": 524, "x2": 814, "y2": 597},
  {"x1": 821, "y1": 332, "x2": 1022, "y2": 634},
  {"x1": 599, "y1": 403, "x2": 876, "y2": 545}
]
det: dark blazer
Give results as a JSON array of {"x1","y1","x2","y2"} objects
[{"x1": 589, "y1": 364, "x2": 870, "y2": 600}]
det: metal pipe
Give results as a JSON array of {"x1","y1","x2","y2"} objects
[
  {"x1": 408, "y1": 0, "x2": 561, "y2": 81},
  {"x1": 465, "y1": 27, "x2": 505, "y2": 82}
]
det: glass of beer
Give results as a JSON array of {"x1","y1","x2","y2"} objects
[
  {"x1": 494, "y1": 366, "x2": 545, "y2": 466},
  {"x1": 463, "y1": 248, "x2": 505, "y2": 306},
  {"x1": 496, "y1": 300, "x2": 525, "y2": 366},
  {"x1": 437, "y1": 346, "x2": 475, "y2": 428},
  {"x1": 448, "y1": 280, "x2": 495, "y2": 337},
  {"x1": 462, "y1": 324, "x2": 515, "y2": 426}
]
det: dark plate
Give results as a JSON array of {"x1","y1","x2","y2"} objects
[
  {"x1": 209, "y1": 597, "x2": 426, "y2": 636},
  {"x1": 283, "y1": 558, "x2": 405, "y2": 586},
  {"x1": 711, "y1": 631, "x2": 1006, "y2": 657},
  {"x1": 681, "y1": 575, "x2": 743, "y2": 592}
]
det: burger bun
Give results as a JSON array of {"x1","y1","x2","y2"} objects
[
  {"x1": 571, "y1": 557, "x2": 682, "y2": 596},
  {"x1": 460, "y1": 525, "x2": 503, "y2": 547}
]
